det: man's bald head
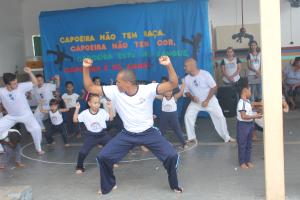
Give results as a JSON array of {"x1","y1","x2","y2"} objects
[
  {"x1": 184, "y1": 58, "x2": 198, "y2": 74},
  {"x1": 118, "y1": 69, "x2": 136, "y2": 85},
  {"x1": 116, "y1": 69, "x2": 137, "y2": 93}
]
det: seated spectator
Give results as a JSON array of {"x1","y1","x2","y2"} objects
[{"x1": 283, "y1": 57, "x2": 300, "y2": 109}]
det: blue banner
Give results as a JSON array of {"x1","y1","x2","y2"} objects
[{"x1": 39, "y1": 0, "x2": 211, "y2": 93}]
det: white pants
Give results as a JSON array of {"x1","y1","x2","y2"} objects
[
  {"x1": 0, "y1": 144, "x2": 3, "y2": 153},
  {"x1": 184, "y1": 96, "x2": 231, "y2": 142},
  {"x1": 34, "y1": 105, "x2": 49, "y2": 130},
  {"x1": 0, "y1": 113, "x2": 42, "y2": 152}
]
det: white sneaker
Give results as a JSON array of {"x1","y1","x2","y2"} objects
[
  {"x1": 187, "y1": 139, "x2": 198, "y2": 145},
  {"x1": 228, "y1": 138, "x2": 236, "y2": 143}
]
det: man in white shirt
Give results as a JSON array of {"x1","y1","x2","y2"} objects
[
  {"x1": 183, "y1": 58, "x2": 235, "y2": 143},
  {"x1": 0, "y1": 68, "x2": 44, "y2": 155},
  {"x1": 82, "y1": 56, "x2": 183, "y2": 195},
  {"x1": 32, "y1": 74, "x2": 60, "y2": 131}
]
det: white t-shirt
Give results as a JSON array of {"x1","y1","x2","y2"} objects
[
  {"x1": 33, "y1": 83, "x2": 56, "y2": 106},
  {"x1": 49, "y1": 110, "x2": 63, "y2": 125},
  {"x1": 78, "y1": 109, "x2": 109, "y2": 133},
  {"x1": 221, "y1": 57, "x2": 241, "y2": 83},
  {"x1": 102, "y1": 83, "x2": 158, "y2": 133},
  {"x1": 162, "y1": 97, "x2": 177, "y2": 112},
  {"x1": 62, "y1": 93, "x2": 80, "y2": 108},
  {"x1": 184, "y1": 70, "x2": 217, "y2": 102},
  {"x1": 247, "y1": 53, "x2": 261, "y2": 76},
  {"x1": 237, "y1": 99, "x2": 253, "y2": 122},
  {"x1": 0, "y1": 82, "x2": 33, "y2": 116}
]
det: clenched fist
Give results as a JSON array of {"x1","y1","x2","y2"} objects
[
  {"x1": 159, "y1": 56, "x2": 171, "y2": 66},
  {"x1": 83, "y1": 58, "x2": 93, "y2": 68},
  {"x1": 24, "y1": 67, "x2": 32, "y2": 74}
]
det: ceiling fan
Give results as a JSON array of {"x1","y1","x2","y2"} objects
[{"x1": 231, "y1": 0, "x2": 254, "y2": 45}]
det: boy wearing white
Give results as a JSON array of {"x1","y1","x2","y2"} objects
[
  {"x1": 32, "y1": 74, "x2": 60, "y2": 131},
  {"x1": 237, "y1": 85, "x2": 262, "y2": 169},
  {"x1": 62, "y1": 81, "x2": 80, "y2": 136}
]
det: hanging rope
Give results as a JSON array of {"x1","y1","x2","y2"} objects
[
  {"x1": 290, "y1": 6, "x2": 294, "y2": 44},
  {"x1": 235, "y1": 0, "x2": 238, "y2": 26},
  {"x1": 241, "y1": 0, "x2": 244, "y2": 28}
]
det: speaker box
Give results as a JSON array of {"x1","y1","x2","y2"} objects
[{"x1": 217, "y1": 86, "x2": 238, "y2": 118}]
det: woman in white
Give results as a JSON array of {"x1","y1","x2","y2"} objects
[
  {"x1": 247, "y1": 41, "x2": 262, "y2": 101},
  {"x1": 221, "y1": 47, "x2": 242, "y2": 92}
]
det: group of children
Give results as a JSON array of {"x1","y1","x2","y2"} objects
[
  {"x1": 0, "y1": 67, "x2": 287, "y2": 172},
  {"x1": 0, "y1": 70, "x2": 190, "y2": 172}
]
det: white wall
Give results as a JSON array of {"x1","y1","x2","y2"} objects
[
  {"x1": 209, "y1": 0, "x2": 260, "y2": 26},
  {"x1": 0, "y1": 0, "x2": 25, "y2": 75},
  {"x1": 280, "y1": 0, "x2": 300, "y2": 46},
  {"x1": 21, "y1": 0, "x2": 300, "y2": 58},
  {"x1": 209, "y1": 0, "x2": 300, "y2": 47}
]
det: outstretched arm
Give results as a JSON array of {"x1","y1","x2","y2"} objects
[
  {"x1": 106, "y1": 101, "x2": 114, "y2": 121},
  {"x1": 157, "y1": 56, "x2": 178, "y2": 94},
  {"x1": 24, "y1": 67, "x2": 38, "y2": 86},
  {"x1": 39, "y1": 100, "x2": 48, "y2": 114},
  {"x1": 53, "y1": 75, "x2": 60, "y2": 89},
  {"x1": 82, "y1": 58, "x2": 103, "y2": 96},
  {"x1": 73, "y1": 102, "x2": 80, "y2": 123},
  {"x1": 240, "y1": 111, "x2": 263, "y2": 120},
  {"x1": 174, "y1": 80, "x2": 185, "y2": 100}
]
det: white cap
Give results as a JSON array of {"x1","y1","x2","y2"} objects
[{"x1": 0, "y1": 129, "x2": 20, "y2": 140}]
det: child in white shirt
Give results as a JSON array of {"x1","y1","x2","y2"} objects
[
  {"x1": 73, "y1": 93, "x2": 114, "y2": 174},
  {"x1": 40, "y1": 99, "x2": 70, "y2": 147},
  {"x1": 236, "y1": 85, "x2": 262, "y2": 169},
  {"x1": 62, "y1": 81, "x2": 80, "y2": 137}
]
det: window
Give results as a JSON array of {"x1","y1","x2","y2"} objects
[{"x1": 32, "y1": 35, "x2": 42, "y2": 56}]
